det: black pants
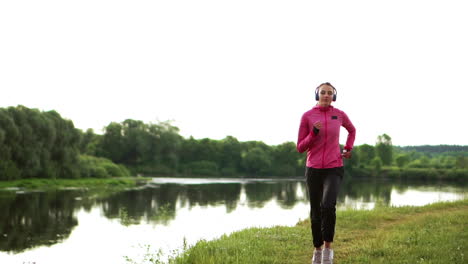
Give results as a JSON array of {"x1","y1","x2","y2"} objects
[{"x1": 306, "y1": 166, "x2": 343, "y2": 248}]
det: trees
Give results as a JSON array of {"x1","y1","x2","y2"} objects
[
  {"x1": 98, "y1": 119, "x2": 184, "y2": 175},
  {"x1": 395, "y1": 154, "x2": 410, "y2": 168},
  {"x1": 0, "y1": 106, "x2": 81, "y2": 180},
  {"x1": 78, "y1": 128, "x2": 102, "y2": 156},
  {"x1": 357, "y1": 144, "x2": 375, "y2": 167},
  {"x1": 46, "y1": 110, "x2": 81, "y2": 178},
  {"x1": 1, "y1": 105, "x2": 466, "y2": 180},
  {"x1": 101, "y1": 122, "x2": 125, "y2": 163},
  {"x1": 220, "y1": 136, "x2": 242, "y2": 176},
  {"x1": 455, "y1": 156, "x2": 468, "y2": 169},
  {"x1": 242, "y1": 147, "x2": 272, "y2": 176},
  {"x1": 0, "y1": 108, "x2": 20, "y2": 180},
  {"x1": 376, "y1": 134, "x2": 393, "y2": 166},
  {"x1": 271, "y1": 142, "x2": 304, "y2": 176}
]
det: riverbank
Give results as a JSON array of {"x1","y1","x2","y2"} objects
[
  {"x1": 0, "y1": 177, "x2": 152, "y2": 191},
  {"x1": 348, "y1": 167, "x2": 468, "y2": 181},
  {"x1": 159, "y1": 199, "x2": 468, "y2": 264}
]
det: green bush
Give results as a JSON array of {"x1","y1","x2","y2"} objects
[
  {"x1": 0, "y1": 160, "x2": 21, "y2": 180},
  {"x1": 117, "y1": 165, "x2": 131, "y2": 177},
  {"x1": 79, "y1": 155, "x2": 130, "y2": 178},
  {"x1": 93, "y1": 167, "x2": 109, "y2": 178},
  {"x1": 103, "y1": 163, "x2": 123, "y2": 177}
]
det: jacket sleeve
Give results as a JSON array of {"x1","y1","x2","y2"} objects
[
  {"x1": 342, "y1": 111, "x2": 356, "y2": 151},
  {"x1": 296, "y1": 113, "x2": 318, "y2": 153}
]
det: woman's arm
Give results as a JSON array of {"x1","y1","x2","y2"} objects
[
  {"x1": 342, "y1": 111, "x2": 356, "y2": 151},
  {"x1": 296, "y1": 114, "x2": 319, "y2": 153}
]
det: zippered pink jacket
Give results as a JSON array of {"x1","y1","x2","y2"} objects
[{"x1": 297, "y1": 105, "x2": 356, "y2": 169}]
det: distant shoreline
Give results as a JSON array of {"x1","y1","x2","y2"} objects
[
  {"x1": 0, "y1": 177, "x2": 151, "y2": 191},
  {"x1": 0, "y1": 168, "x2": 466, "y2": 191}
]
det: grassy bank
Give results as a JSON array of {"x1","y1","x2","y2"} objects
[
  {"x1": 0, "y1": 177, "x2": 152, "y2": 191},
  {"x1": 159, "y1": 199, "x2": 468, "y2": 264}
]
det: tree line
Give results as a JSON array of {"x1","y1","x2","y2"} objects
[
  {"x1": 81, "y1": 118, "x2": 305, "y2": 177},
  {"x1": 0, "y1": 105, "x2": 466, "y2": 180},
  {"x1": 346, "y1": 134, "x2": 467, "y2": 180},
  {"x1": 347, "y1": 134, "x2": 467, "y2": 170}
]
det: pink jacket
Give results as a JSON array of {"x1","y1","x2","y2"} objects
[{"x1": 297, "y1": 105, "x2": 356, "y2": 169}]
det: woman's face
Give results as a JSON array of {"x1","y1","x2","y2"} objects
[{"x1": 318, "y1": 85, "x2": 334, "y2": 107}]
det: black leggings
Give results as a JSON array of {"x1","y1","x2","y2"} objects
[{"x1": 306, "y1": 166, "x2": 344, "y2": 248}]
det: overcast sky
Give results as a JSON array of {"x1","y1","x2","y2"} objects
[{"x1": 1, "y1": 0, "x2": 467, "y2": 147}]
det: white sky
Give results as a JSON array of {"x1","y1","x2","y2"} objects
[{"x1": 1, "y1": 0, "x2": 467, "y2": 146}]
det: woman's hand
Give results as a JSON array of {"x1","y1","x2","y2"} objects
[
  {"x1": 342, "y1": 150, "x2": 352, "y2": 159},
  {"x1": 313, "y1": 121, "x2": 322, "y2": 130}
]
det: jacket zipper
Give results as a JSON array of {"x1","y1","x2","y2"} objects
[{"x1": 322, "y1": 111, "x2": 328, "y2": 168}]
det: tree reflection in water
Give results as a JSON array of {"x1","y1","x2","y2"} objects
[{"x1": 0, "y1": 190, "x2": 80, "y2": 253}]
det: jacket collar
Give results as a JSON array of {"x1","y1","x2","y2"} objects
[{"x1": 313, "y1": 105, "x2": 334, "y2": 112}]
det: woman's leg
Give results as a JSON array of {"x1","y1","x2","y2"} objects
[
  {"x1": 306, "y1": 167, "x2": 324, "y2": 248},
  {"x1": 321, "y1": 167, "x2": 344, "y2": 245}
]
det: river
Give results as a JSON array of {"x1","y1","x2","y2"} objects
[{"x1": 0, "y1": 177, "x2": 466, "y2": 264}]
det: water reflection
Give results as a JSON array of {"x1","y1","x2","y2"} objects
[
  {"x1": 0, "y1": 177, "x2": 466, "y2": 256},
  {"x1": 339, "y1": 178, "x2": 393, "y2": 209},
  {"x1": 244, "y1": 181, "x2": 305, "y2": 209},
  {"x1": 0, "y1": 190, "x2": 80, "y2": 253},
  {"x1": 98, "y1": 181, "x2": 308, "y2": 227}
]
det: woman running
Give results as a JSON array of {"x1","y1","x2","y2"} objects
[{"x1": 297, "y1": 82, "x2": 356, "y2": 264}]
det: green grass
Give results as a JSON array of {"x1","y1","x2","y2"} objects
[
  {"x1": 159, "y1": 199, "x2": 468, "y2": 264},
  {"x1": 0, "y1": 177, "x2": 151, "y2": 191}
]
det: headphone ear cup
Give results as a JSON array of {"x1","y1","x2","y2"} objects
[
  {"x1": 333, "y1": 94, "x2": 337, "y2": 101},
  {"x1": 315, "y1": 92, "x2": 319, "y2": 101}
]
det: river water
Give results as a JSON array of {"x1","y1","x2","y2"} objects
[{"x1": 0, "y1": 177, "x2": 466, "y2": 264}]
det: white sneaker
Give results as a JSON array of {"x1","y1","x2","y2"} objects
[
  {"x1": 322, "y1": 248, "x2": 334, "y2": 264},
  {"x1": 312, "y1": 249, "x2": 322, "y2": 264}
]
